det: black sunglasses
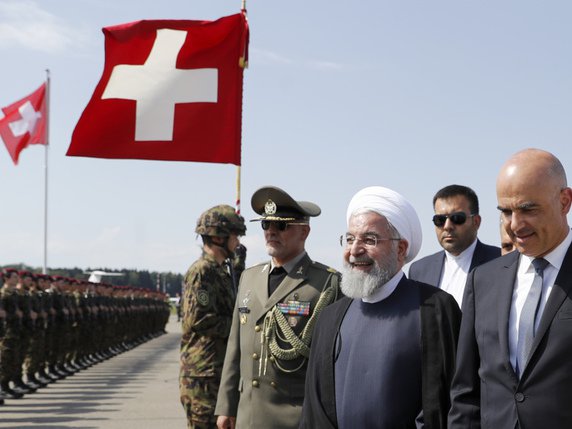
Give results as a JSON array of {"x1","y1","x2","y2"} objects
[
  {"x1": 261, "y1": 220, "x2": 307, "y2": 231},
  {"x1": 432, "y1": 212, "x2": 475, "y2": 227}
]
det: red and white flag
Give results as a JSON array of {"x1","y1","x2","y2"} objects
[
  {"x1": 0, "y1": 83, "x2": 47, "y2": 165},
  {"x1": 66, "y1": 12, "x2": 249, "y2": 165}
]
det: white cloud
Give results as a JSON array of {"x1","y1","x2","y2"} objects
[
  {"x1": 251, "y1": 47, "x2": 294, "y2": 66},
  {"x1": 308, "y1": 60, "x2": 344, "y2": 71},
  {"x1": 251, "y1": 47, "x2": 345, "y2": 71},
  {"x1": 0, "y1": 0, "x2": 87, "y2": 53}
]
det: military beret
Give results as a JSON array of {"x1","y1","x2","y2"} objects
[
  {"x1": 1, "y1": 268, "x2": 19, "y2": 279},
  {"x1": 18, "y1": 270, "x2": 35, "y2": 279}
]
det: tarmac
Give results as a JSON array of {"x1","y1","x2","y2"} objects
[{"x1": 0, "y1": 315, "x2": 187, "y2": 429}]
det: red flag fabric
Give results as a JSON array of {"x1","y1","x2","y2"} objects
[
  {"x1": 66, "y1": 12, "x2": 249, "y2": 165},
  {"x1": 0, "y1": 83, "x2": 47, "y2": 165}
]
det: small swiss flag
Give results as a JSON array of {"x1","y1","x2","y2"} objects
[
  {"x1": 66, "y1": 12, "x2": 249, "y2": 165},
  {"x1": 0, "y1": 83, "x2": 47, "y2": 165}
]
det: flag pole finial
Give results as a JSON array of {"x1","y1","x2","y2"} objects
[{"x1": 241, "y1": 0, "x2": 246, "y2": 11}]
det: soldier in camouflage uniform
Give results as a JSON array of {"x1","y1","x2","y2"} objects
[
  {"x1": 21, "y1": 271, "x2": 50, "y2": 388},
  {"x1": 34, "y1": 274, "x2": 54, "y2": 384},
  {"x1": 180, "y1": 204, "x2": 247, "y2": 429},
  {"x1": 0, "y1": 269, "x2": 25, "y2": 399},
  {"x1": 12, "y1": 272, "x2": 39, "y2": 393},
  {"x1": 0, "y1": 283, "x2": 4, "y2": 405}
]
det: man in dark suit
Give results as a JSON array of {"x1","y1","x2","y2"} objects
[
  {"x1": 449, "y1": 148, "x2": 572, "y2": 428},
  {"x1": 409, "y1": 184, "x2": 500, "y2": 306},
  {"x1": 300, "y1": 186, "x2": 461, "y2": 429}
]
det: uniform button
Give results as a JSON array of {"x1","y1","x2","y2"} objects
[
  {"x1": 252, "y1": 380, "x2": 259, "y2": 388},
  {"x1": 269, "y1": 356, "x2": 275, "y2": 362},
  {"x1": 270, "y1": 381, "x2": 277, "y2": 388},
  {"x1": 252, "y1": 353, "x2": 259, "y2": 360},
  {"x1": 515, "y1": 392, "x2": 525, "y2": 402},
  {"x1": 254, "y1": 325, "x2": 261, "y2": 332}
]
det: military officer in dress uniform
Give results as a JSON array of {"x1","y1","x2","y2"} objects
[{"x1": 215, "y1": 186, "x2": 341, "y2": 429}]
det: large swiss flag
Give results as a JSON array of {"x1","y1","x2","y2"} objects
[
  {"x1": 67, "y1": 12, "x2": 248, "y2": 165},
  {"x1": 0, "y1": 83, "x2": 47, "y2": 165}
]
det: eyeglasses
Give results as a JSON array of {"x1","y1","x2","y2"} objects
[
  {"x1": 340, "y1": 234, "x2": 401, "y2": 248},
  {"x1": 261, "y1": 220, "x2": 308, "y2": 231},
  {"x1": 432, "y1": 212, "x2": 475, "y2": 227}
]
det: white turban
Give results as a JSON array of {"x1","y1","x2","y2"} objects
[{"x1": 346, "y1": 186, "x2": 422, "y2": 263}]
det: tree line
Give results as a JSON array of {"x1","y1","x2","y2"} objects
[{"x1": 0, "y1": 264, "x2": 183, "y2": 297}]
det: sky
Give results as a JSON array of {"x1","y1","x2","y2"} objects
[{"x1": 1, "y1": 0, "x2": 571, "y2": 277}]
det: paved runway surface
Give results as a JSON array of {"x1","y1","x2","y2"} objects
[{"x1": 0, "y1": 316, "x2": 187, "y2": 429}]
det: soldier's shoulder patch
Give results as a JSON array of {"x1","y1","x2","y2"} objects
[{"x1": 197, "y1": 289, "x2": 210, "y2": 306}]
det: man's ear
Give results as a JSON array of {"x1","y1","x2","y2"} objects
[
  {"x1": 300, "y1": 225, "x2": 310, "y2": 241},
  {"x1": 397, "y1": 239, "x2": 409, "y2": 263}
]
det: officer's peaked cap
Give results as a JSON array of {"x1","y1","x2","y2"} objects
[{"x1": 251, "y1": 186, "x2": 321, "y2": 222}]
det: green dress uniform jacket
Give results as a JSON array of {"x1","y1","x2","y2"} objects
[{"x1": 215, "y1": 253, "x2": 340, "y2": 429}]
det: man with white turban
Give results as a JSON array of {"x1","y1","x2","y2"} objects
[{"x1": 299, "y1": 186, "x2": 461, "y2": 429}]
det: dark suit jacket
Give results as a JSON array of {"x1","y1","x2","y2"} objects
[
  {"x1": 299, "y1": 277, "x2": 461, "y2": 429},
  {"x1": 449, "y1": 244, "x2": 572, "y2": 428},
  {"x1": 408, "y1": 240, "x2": 501, "y2": 287}
]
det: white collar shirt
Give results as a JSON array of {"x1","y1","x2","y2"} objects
[
  {"x1": 439, "y1": 239, "x2": 477, "y2": 307},
  {"x1": 508, "y1": 229, "x2": 572, "y2": 369}
]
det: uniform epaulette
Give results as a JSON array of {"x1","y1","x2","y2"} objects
[
  {"x1": 246, "y1": 262, "x2": 270, "y2": 272},
  {"x1": 311, "y1": 261, "x2": 340, "y2": 274}
]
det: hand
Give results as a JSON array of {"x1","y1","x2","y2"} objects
[
  {"x1": 234, "y1": 243, "x2": 247, "y2": 260},
  {"x1": 217, "y1": 415, "x2": 236, "y2": 429}
]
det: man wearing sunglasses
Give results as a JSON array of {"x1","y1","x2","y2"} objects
[
  {"x1": 216, "y1": 186, "x2": 340, "y2": 429},
  {"x1": 409, "y1": 184, "x2": 500, "y2": 307}
]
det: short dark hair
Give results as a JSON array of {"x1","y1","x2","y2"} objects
[{"x1": 433, "y1": 184, "x2": 479, "y2": 214}]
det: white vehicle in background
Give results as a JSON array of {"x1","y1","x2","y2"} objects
[{"x1": 84, "y1": 270, "x2": 124, "y2": 283}]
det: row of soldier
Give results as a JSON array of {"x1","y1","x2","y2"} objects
[{"x1": 0, "y1": 268, "x2": 171, "y2": 405}]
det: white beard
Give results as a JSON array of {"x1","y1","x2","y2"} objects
[{"x1": 340, "y1": 254, "x2": 397, "y2": 299}]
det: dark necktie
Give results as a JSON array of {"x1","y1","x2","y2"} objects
[
  {"x1": 516, "y1": 257, "x2": 549, "y2": 377},
  {"x1": 268, "y1": 266, "x2": 287, "y2": 296}
]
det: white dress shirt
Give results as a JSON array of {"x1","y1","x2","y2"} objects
[
  {"x1": 508, "y1": 229, "x2": 572, "y2": 370},
  {"x1": 439, "y1": 240, "x2": 477, "y2": 307}
]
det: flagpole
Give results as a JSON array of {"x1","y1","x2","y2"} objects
[
  {"x1": 235, "y1": 166, "x2": 241, "y2": 214},
  {"x1": 238, "y1": 2, "x2": 246, "y2": 215},
  {"x1": 43, "y1": 69, "x2": 51, "y2": 275}
]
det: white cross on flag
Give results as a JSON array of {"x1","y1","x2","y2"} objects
[
  {"x1": 0, "y1": 83, "x2": 47, "y2": 165},
  {"x1": 67, "y1": 12, "x2": 249, "y2": 165}
]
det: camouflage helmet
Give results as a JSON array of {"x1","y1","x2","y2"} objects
[{"x1": 195, "y1": 204, "x2": 246, "y2": 237}]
